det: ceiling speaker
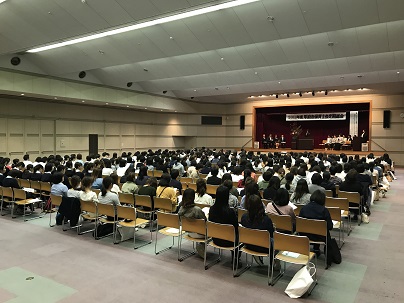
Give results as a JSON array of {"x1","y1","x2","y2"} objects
[
  {"x1": 11, "y1": 57, "x2": 21, "y2": 66},
  {"x1": 126, "y1": 82, "x2": 133, "y2": 87},
  {"x1": 78, "y1": 71, "x2": 86, "y2": 79}
]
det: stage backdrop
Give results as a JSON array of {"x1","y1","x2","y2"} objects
[{"x1": 255, "y1": 103, "x2": 370, "y2": 149}]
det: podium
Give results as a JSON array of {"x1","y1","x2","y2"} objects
[
  {"x1": 297, "y1": 138, "x2": 314, "y2": 150},
  {"x1": 352, "y1": 137, "x2": 361, "y2": 151}
]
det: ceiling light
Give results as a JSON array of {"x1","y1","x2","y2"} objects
[
  {"x1": 312, "y1": 91, "x2": 315, "y2": 96},
  {"x1": 82, "y1": 100, "x2": 85, "y2": 102},
  {"x1": 161, "y1": 110, "x2": 163, "y2": 112},
  {"x1": 0, "y1": 0, "x2": 7, "y2": 4},
  {"x1": 106, "y1": 103, "x2": 109, "y2": 105},
  {"x1": 20, "y1": 93, "x2": 24, "y2": 96},
  {"x1": 278, "y1": 81, "x2": 281, "y2": 84},
  {"x1": 397, "y1": 71, "x2": 401, "y2": 74},
  {"x1": 267, "y1": 16, "x2": 275, "y2": 22},
  {"x1": 126, "y1": 105, "x2": 129, "y2": 107},
  {"x1": 328, "y1": 42, "x2": 335, "y2": 46},
  {"x1": 325, "y1": 90, "x2": 328, "y2": 95},
  {"x1": 26, "y1": 0, "x2": 259, "y2": 53},
  {"x1": 54, "y1": 97, "x2": 58, "y2": 99},
  {"x1": 143, "y1": 68, "x2": 148, "y2": 72},
  {"x1": 299, "y1": 92, "x2": 302, "y2": 97},
  {"x1": 144, "y1": 108, "x2": 147, "y2": 109}
]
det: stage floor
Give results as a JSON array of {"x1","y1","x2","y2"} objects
[{"x1": 244, "y1": 148, "x2": 383, "y2": 157}]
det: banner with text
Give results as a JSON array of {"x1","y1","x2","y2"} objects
[
  {"x1": 349, "y1": 111, "x2": 358, "y2": 136},
  {"x1": 286, "y1": 112, "x2": 346, "y2": 121}
]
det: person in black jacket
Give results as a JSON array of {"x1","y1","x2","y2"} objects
[
  {"x1": 209, "y1": 186, "x2": 240, "y2": 264},
  {"x1": 2, "y1": 169, "x2": 21, "y2": 189},
  {"x1": 169, "y1": 169, "x2": 182, "y2": 194},
  {"x1": 206, "y1": 167, "x2": 221, "y2": 185},
  {"x1": 320, "y1": 171, "x2": 337, "y2": 197},
  {"x1": 41, "y1": 163, "x2": 54, "y2": 182},
  {"x1": 339, "y1": 169, "x2": 365, "y2": 218},
  {"x1": 299, "y1": 190, "x2": 333, "y2": 259},
  {"x1": 0, "y1": 164, "x2": 6, "y2": 186}
]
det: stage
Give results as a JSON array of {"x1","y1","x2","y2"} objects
[{"x1": 244, "y1": 148, "x2": 383, "y2": 157}]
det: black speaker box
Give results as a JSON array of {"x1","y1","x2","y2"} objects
[
  {"x1": 383, "y1": 110, "x2": 391, "y2": 128},
  {"x1": 240, "y1": 115, "x2": 245, "y2": 130}
]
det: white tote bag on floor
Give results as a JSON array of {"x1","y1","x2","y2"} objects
[{"x1": 285, "y1": 263, "x2": 316, "y2": 298}]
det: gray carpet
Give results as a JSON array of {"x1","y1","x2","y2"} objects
[{"x1": 0, "y1": 169, "x2": 403, "y2": 303}]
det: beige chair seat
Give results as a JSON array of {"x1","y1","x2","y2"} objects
[
  {"x1": 159, "y1": 227, "x2": 184, "y2": 237},
  {"x1": 99, "y1": 216, "x2": 116, "y2": 224},
  {"x1": 209, "y1": 241, "x2": 235, "y2": 251},
  {"x1": 184, "y1": 234, "x2": 209, "y2": 243},
  {"x1": 241, "y1": 247, "x2": 269, "y2": 257},
  {"x1": 14, "y1": 199, "x2": 35, "y2": 205},
  {"x1": 118, "y1": 218, "x2": 148, "y2": 228},
  {"x1": 276, "y1": 251, "x2": 315, "y2": 265}
]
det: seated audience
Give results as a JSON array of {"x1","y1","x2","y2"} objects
[
  {"x1": 194, "y1": 178, "x2": 214, "y2": 206},
  {"x1": 290, "y1": 179, "x2": 311, "y2": 205}
]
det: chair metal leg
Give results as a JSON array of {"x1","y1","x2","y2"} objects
[
  {"x1": 204, "y1": 247, "x2": 221, "y2": 270},
  {"x1": 178, "y1": 238, "x2": 196, "y2": 261},
  {"x1": 234, "y1": 253, "x2": 252, "y2": 277}
]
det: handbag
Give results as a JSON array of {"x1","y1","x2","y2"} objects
[
  {"x1": 285, "y1": 262, "x2": 316, "y2": 298},
  {"x1": 361, "y1": 213, "x2": 370, "y2": 224}
]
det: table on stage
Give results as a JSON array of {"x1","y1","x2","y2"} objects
[{"x1": 297, "y1": 138, "x2": 314, "y2": 150}]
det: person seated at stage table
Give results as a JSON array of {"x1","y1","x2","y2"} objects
[
  {"x1": 325, "y1": 135, "x2": 332, "y2": 150},
  {"x1": 331, "y1": 135, "x2": 338, "y2": 149},
  {"x1": 274, "y1": 134, "x2": 280, "y2": 148},
  {"x1": 280, "y1": 134, "x2": 286, "y2": 147},
  {"x1": 268, "y1": 134, "x2": 274, "y2": 148},
  {"x1": 261, "y1": 134, "x2": 268, "y2": 149}
]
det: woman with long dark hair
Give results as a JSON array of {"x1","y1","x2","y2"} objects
[
  {"x1": 290, "y1": 179, "x2": 311, "y2": 205},
  {"x1": 135, "y1": 165, "x2": 149, "y2": 186},
  {"x1": 91, "y1": 168, "x2": 103, "y2": 189},
  {"x1": 209, "y1": 186, "x2": 240, "y2": 263}
]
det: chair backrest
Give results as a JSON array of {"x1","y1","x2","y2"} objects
[
  {"x1": 199, "y1": 173, "x2": 208, "y2": 179},
  {"x1": 187, "y1": 183, "x2": 197, "y2": 191},
  {"x1": 273, "y1": 231, "x2": 310, "y2": 256},
  {"x1": 30, "y1": 181, "x2": 41, "y2": 191},
  {"x1": 19, "y1": 179, "x2": 31, "y2": 188},
  {"x1": 371, "y1": 175, "x2": 378, "y2": 186},
  {"x1": 134, "y1": 194, "x2": 153, "y2": 208},
  {"x1": 206, "y1": 184, "x2": 219, "y2": 196},
  {"x1": 50, "y1": 194, "x2": 63, "y2": 207},
  {"x1": 180, "y1": 217, "x2": 206, "y2": 235},
  {"x1": 13, "y1": 188, "x2": 26, "y2": 200},
  {"x1": 296, "y1": 217, "x2": 327, "y2": 237},
  {"x1": 325, "y1": 190, "x2": 333, "y2": 197},
  {"x1": 335, "y1": 184, "x2": 339, "y2": 195},
  {"x1": 195, "y1": 203, "x2": 211, "y2": 209},
  {"x1": 239, "y1": 226, "x2": 270, "y2": 249},
  {"x1": 147, "y1": 170, "x2": 154, "y2": 177},
  {"x1": 93, "y1": 189, "x2": 101, "y2": 196},
  {"x1": 232, "y1": 181, "x2": 238, "y2": 188},
  {"x1": 237, "y1": 208, "x2": 248, "y2": 223},
  {"x1": 2, "y1": 187, "x2": 13, "y2": 199},
  {"x1": 119, "y1": 192, "x2": 135, "y2": 205},
  {"x1": 262, "y1": 198, "x2": 271, "y2": 206},
  {"x1": 153, "y1": 170, "x2": 164, "y2": 178},
  {"x1": 154, "y1": 197, "x2": 174, "y2": 212},
  {"x1": 180, "y1": 182, "x2": 189, "y2": 190},
  {"x1": 116, "y1": 205, "x2": 136, "y2": 221},
  {"x1": 157, "y1": 211, "x2": 180, "y2": 229},
  {"x1": 338, "y1": 191, "x2": 360, "y2": 204},
  {"x1": 40, "y1": 182, "x2": 51, "y2": 192},
  {"x1": 327, "y1": 207, "x2": 341, "y2": 222},
  {"x1": 293, "y1": 204, "x2": 303, "y2": 216},
  {"x1": 80, "y1": 199, "x2": 97, "y2": 213},
  {"x1": 180, "y1": 177, "x2": 192, "y2": 183},
  {"x1": 268, "y1": 213, "x2": 293, "y2": 233},
  {"x1": 207, "y1": 221, "x2": 235, "y2": 243},
  {"x1": 325, "y1": 197, "x2": 349, "y2": 212},
  {"x1": 97, "y1": 203, "x2": 116, "y2": 218}
]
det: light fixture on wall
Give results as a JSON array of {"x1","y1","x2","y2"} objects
[
  {"x1": 26, "y1": 0, "x2": 259, "y2": 53},
  {"x1": 276, "y1": 94, "x2": 278, "y2": 98},
  {"x1": 312, "y1": 91, "x2": 315, "y2": 96},
  {"x1": 325, "y1": 90, "x2": 328, "y2": 95},
  {"x1": 299, "y1": 92, "x2": 302, "y2": 97},
  {"x1": 127, "y1": 82, "x2": 133, "y2": 87}
]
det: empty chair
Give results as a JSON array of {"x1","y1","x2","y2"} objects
[
  {"x1": 268, "y1": 214, "x2": 294, "y2": 234},
  {"x1": 338, "y1": 191, "x2": 362, "y2": 225},
  {"x1": 327, "y1": 206, "x2": 344, "y2": 248},
  {"x1": 0, "y1": 187, "x2": 14, "y2": 216},
  {"x1": 49, "y1": 194, "x2": 63, "y2": 227},
  {"x1": 133, "y1": 194, "x2": 154, "y2": 248},
  {"x1": 178, "y1": 217, "x2": 208, "y2": 262},
  {"x1": 13, "y1": 188, "x2": 40, "y2": 221},
  {"x1": 116, "y1": 205, "x2": 148, "y2": 247},
  {"x1": 270, "y1": 231, "x2": 317, "y2": 292}
]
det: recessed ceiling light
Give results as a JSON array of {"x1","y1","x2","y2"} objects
[
  {"x1": 143, "y1": 68, "x2": 148, "y2": 72},
  {"x1": 221, "y1": 57, "x2": 224, "y2": 61},
  {"x1": 99, "y1": 50, "x2": 105, "y2": 55},
  {"x1": 20, "y1": 93, "x2": 24, "y2": 96},
  {"x1": 27, "y1": 0, "x2": 259, "y2": 53},
  {"x1": 54, "y1": 97, "x2": 57, "y2": 99},
  {"x1": 278, "y1": 81, "x2": 281, "y2": 84},
  {"x1": 144, "y1": 107, "x2": 147, "y2": 109},
  {"x1": 175, "y1": 111, "x2": 177, "y2": 112},
  {"x1": 169, "y1": 36, "x2": 173, "y2": 40},
  {"x1": 254, "y1": 72, "x2": 258, "y2": 75},
  {"x1": 106, "y1": 102, "x2": 109, "y2": 105},
  {"x1": 161, "y1": 110, "x2": 163, "y2": 111},
  {"x1": 126, "y1": 105, "x2": 129, "y2": 107},
  {"x1": 81, "y1": 100, "x2": 85, "y2": 103},
  {"x1": 194, "y1": 89, "x2": 197, "y2": 92},
  {"x1": 397, "y1": 71, "x2": 401, "y2": 74}
]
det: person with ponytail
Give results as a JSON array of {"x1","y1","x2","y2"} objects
[{"x1": 97, "y1": 176, "x2": 121, "y2": 206}]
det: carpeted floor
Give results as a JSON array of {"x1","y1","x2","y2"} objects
[{"x1": 0, "y1": 169, "x2": 403, "y2": 303}]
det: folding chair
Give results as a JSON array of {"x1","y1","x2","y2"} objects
[
  {"x1": 178, "y1": 217, "x2": 209, "y2": 262},
  {"x1": 154, "y1": 211, "x2": 182, "y2": 255},
  {"x1": 187, "y1": 183, "x2": 197, "y2": 191},
  {"x1": 19, "y1": 179, "x2": 31, "y2": 189},
  {"x1": 327, "y1": 207, "x2": 344, "y2": 248},
  {"x1": 262, "y1": 199, "x2": 271, "y2": 206},
  {"x1": 205, "y1": 221, "x2": 239, "y2": 276},
  {"x1": 295, "y1": 217, "x2": 328, "y2": 269},
  {"x1": 268, "y1": 213, "x2": 294, "y2": 234},
  {"x1": 325, "y1": 190, "x2": 333, "y2": 197},
  {"x1": 13, "y1": 188, "x2": 41, "y2": 221},
  {"x1": 180, "y1": 177, "x2": 192, "y2": 183},
  {"x1": 116, "y1": 205, "x2": 148, "y2": 247},
  {"x1": 147, "y1": 170, "x2": 154, "y2": 178},
  {"x1": 40, "y1": 181, "x2": 51, "y2": 203},
  {"x1": 78, "y1": 199, "x2": 97, "y2": 235},
  {"x1": 326, "y1": 197, "x2": 351, "y2": 235},
  {"x1": 153, "y1": 170, "x2": 164, "y2": 178},
  {"x1": 270, "y1": 232, "x2": 317, "y2": 293},
  {"x1": 133, "y1": 194, "x2": 154, "y2": 248},
  {"x1": 293, "y1": 204, "x2": 303, "y2": 216},
  {"x1": 206, "y1": 184, "x2": 219, "y2": 196},
  {"x1": 49, "y1": 194, "x2": 63, "y2": 227},
  {"x1": 95, "y1": 203, "x2": 118, "y2": 241},
  {"x1": 0, "y1": 187, "x2": 13, "y2": 216},
  {"x1": 119, "y1": 192, "x2": 135, "y2": 205},
  {"x1": 338, "y1": 191, "x2": 362, "y2": 225},
  {"x1": 30, "y1": 181, "x2": 42, "y2": 200},
  {"x1": 235, "y1": 226, "x2": 271, "y2": 284}
]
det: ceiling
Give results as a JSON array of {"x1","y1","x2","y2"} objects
[{"x1": 1, "y1": 0, "x2": 404, "y2": 104}]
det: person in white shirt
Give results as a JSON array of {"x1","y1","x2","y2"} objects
[
  {"x1": 194, "y1": 179, "x2": 214, "y2": 206},
  {"x1": 101, "y1": 159, "x2": 114, "y2": 176},
  {"x1": 22, "y1": 154, "x2": 32, "y2": 167},
  {"x1": 98, "y1": 177, "x2": 121, "y2": 206},
  {"x1": 67, "y1": 175, "x2": 82, "y2": 199}
]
